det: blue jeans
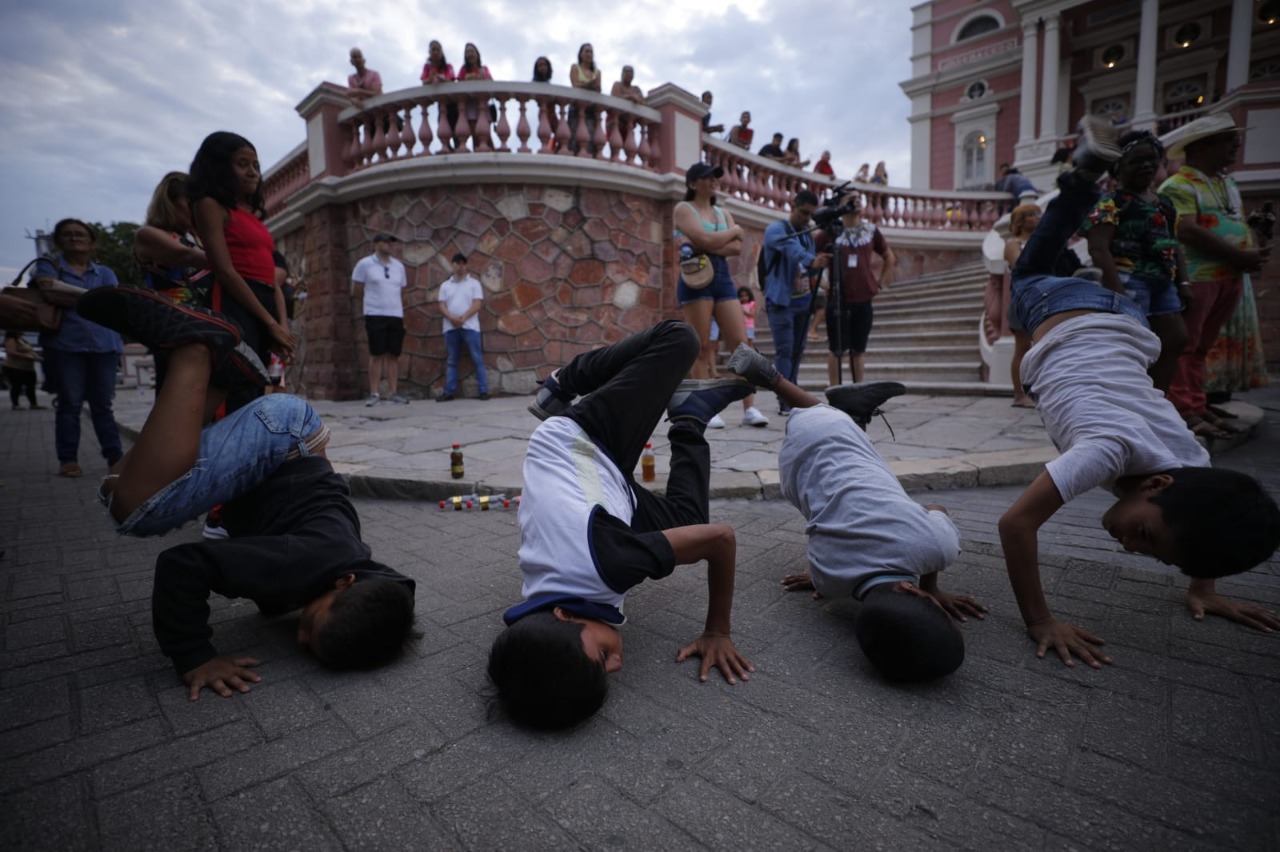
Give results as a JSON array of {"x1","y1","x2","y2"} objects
[
  {"x1": 44, "y1": 348, "x2": 122, "y2": 465},
  {"x1": 766, "y1": 296, "x2": 812, "y2": 387},
  {"x1": 108, "y1": 395, "x2": 324, "y2": 537},
  {"x1": 1011, "y1": 172, "x2": 1147, "y2": 336},
  {"x1": 444, "y1": 328, "x2": 489, "y2": 394}
]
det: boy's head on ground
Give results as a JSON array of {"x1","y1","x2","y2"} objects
[
  {"x1": 297, "y1": 573, "x2": 417, "y2": 669},
  {"x1": 1105, "y1": 469, "x2": 1280, "y2": 577},
  {"x1": 487, "y1": 608, "x2": 621, "y2": 729},
  {"x1": 855, "y1": 582, "x2": 964, "y2": 681}
]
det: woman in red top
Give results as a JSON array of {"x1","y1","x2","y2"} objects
[{"x1": 189, "y1": 131, "x2": 293, "y2": 413}]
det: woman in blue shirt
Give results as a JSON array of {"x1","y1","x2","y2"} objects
[{"x1": 35, "y1": 219, "x2": 124, "y2": 477}]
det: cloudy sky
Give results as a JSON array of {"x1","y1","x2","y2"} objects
[{"x1": 1, "y1": 0, "x2": 916, "y2": 278}]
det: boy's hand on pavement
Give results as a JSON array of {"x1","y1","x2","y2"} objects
[
  {"x1": 781, "y1": 571, "x2": 821, "y2": 599},
  {"x1": 926, "y1": 588, "x2": 988, "y2": 623},
  {"x1": 677, "y1": 633, "x2": 754, "y2": 685},
  {"x1": 1186, "y1": 589, "x2": 1279, "y2": 632},
  {"x1": 1026, "y1": 618, "x2": 1111, "y2": 669},
  {"x1": 182, "y1": 656, "x2": 262, "y2": 701}
]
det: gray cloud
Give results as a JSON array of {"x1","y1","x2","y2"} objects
[{"x1": 0, "y1": 0, "x2": 914, "y2": 273}]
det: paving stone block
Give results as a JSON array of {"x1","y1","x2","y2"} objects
[
  {"x1": 92, "y1": 720, "x2": 262, "y2": 797},
  {"x1": 98, "y1": 772, "x2": 218, "y2": 852},
  {"x1": 327, "y1": 776, "x2": 454, "y2": 850},
  {"x1": 197, "y1": 718, "x2": 356, "y2": 801},
  {"x1": 0, "y1": 774, "x2": 95, "y2": 852},
  {"x1": 211, "y1": 777, "x2": 343, "y2": 850}
]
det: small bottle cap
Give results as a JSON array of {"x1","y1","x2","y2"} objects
[
  {"x1": 645, "y1": 442, "x2": 652, "y2": 448},
  {"x1": 452, "y1": 443, "x2": 461, "y2": 448}
]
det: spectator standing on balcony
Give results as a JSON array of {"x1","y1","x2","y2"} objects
[
  {"x1": 352, "y1": 233, "x2": 410, "y2": 406},
  {"x1": 455, "y1": 42, "x2": 493, "y2": 147},
  {"x1": 758, "y1": 133, "x2": 785, "y2": 161},
  {"x1": 820, "y1": 197, "x2": 895, "y2": 386},
  {"x1": 1159, "y1": 115, "x2": 1269, "y2": 440},
  {"x1": 727, "y1": 112, "x2": 753, "y2": 150},
  {"x1": 761, "y1": 190, "x2": 831, "y2": 415},
  {"x1": 438, "y1": 253, "x2": 490, "y2": 402},
  {"x1": 609, "y1": 65, "x2": 644, "y2": 142},
  {"x1": 532, "y1": 56, "x2": 553, "y2": 83},
  {"x1": 569, "y1": 43, "x2": 602, "y2": 154},
  {"x1": 814, "y1": 150, "x2": 834, "y2": 177},
  {"x1": 996, "y1": 164, "x2": 1039, "y2": 211},
  {"x1": 420, "y1": 40, "x2": 458, "y2": 147},
  {"x1": 1082, "y1": 131, "x2": 1189, "y2": 393},
  {"x1": 347, "y1": 47, "x2": 383, "y2": 103},
  {"x1": 782, "y1": 138, "x2": 810, "y2": 169},
  {"x1": 854, "y1": 163, "x2": 870, "y2": 183},
  {"x1": 871, "y1": 162, "x2": 889, "y2": 185},
  {"x1": 701, "y1": 91, "x2": 724, "y2": 135},
  {"x1": 673, "y1": 163, "x2": 769, "y2": 428}
]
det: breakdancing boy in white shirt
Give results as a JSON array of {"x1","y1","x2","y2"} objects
[{"x1": 998, "y1": 118, "x2": 1280, "y2": 668}]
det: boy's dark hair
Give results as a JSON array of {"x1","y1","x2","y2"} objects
[
  {"x1": 487, "y1": 611, "x2": 607, "y2": 729},
  {"x1": 188, "y1": 131, "x2": 265, "y2": 216},
  {"x1": 451, "y1": 253, "x2": 467, "y2": 264},
  {"x1": 854, "y1": 586, "x2": 964, "y2": 681},
  {"x1": 312, "y1": 580, "x2": 417, "y2": 670},
  {"x1": 1152, "y1": 468, "x2": 1280, "y2": 578},
  {"x1": 795, "y1": 190, "x2": 820, "y2": 207}
]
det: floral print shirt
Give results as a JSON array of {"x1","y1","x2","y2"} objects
[
  {"x1": 1083, "y1": 189, "x2": 1180, "y2": 283},
  {"x1": 1158, "y1": 165, "x2": 1253, "y2": 282}
]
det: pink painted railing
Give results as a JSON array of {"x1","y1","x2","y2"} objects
[
  {"x1": 262, "y1": 143, "x2": 309, "y2": 219},
  {"x1": 337, "y1": 81, "x2": 662, "y2": 172}
]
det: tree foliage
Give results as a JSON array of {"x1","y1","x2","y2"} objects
[{"x1": 87, "y1": 221, "x2": 142, "y2": 286}]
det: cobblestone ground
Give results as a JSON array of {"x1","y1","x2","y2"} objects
[{"x1": 1, "y1": 394, "x2": 1278, "y2": 851}]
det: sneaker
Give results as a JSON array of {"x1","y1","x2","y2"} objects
[
  {"x1": 824, "y1": 382, "x2": 907, "y2": 428},
  {"x1": 477, "y1": 393, "x2": 491, "y2": 401},
  {"x1": 667, "y1": 378, "x2": 753, "y2": 425},
  {"x1": 390, "y1": 394, "x2": 410, "y2": 405},
  {"x1": 202, "y1": 521, "x2": 229, "y2": 540},
  {"x1": 436, "y1": 392, "x2": 455, "y2": 402},
  {"x1": 365, "y1": 392, "x2": 381, "y2": 407},
  {"x1": 77, "y1": 287, "x2": 240, "y2": 357},
  {"x1": 725, "y1": 344, "x2": 778, "y2": 389},
  {"x1": 707, "y1": 413, "x2": 727, "y2": 429},
  {"x1": 211, "y1": 341, "x2": 270, "y2": 388},
  {"x1": 1071, "y1": 116, "x2": 1121, "y2": 180},
  {"x1": 528, "y1": 369, "x2": 573, "y2": 420},
  {"x1": 741, "y1": 406, "x2": 770, "y2": 427}
]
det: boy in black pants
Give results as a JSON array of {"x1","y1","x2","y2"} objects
[
  {"x1": 78, "y1": 287, "x2": 417, "y2": 700},
  {"x1": 488, "y1": 320, "x2": 755, "y2": 729}
]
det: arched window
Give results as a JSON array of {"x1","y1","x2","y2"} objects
[
  {"x1": 1164, "y1": 79, "x2": 1205, "y2": 113},
  {"x1": 962, "y1": 131, "x2": 988, "y2": 183},
  {"x1": 957, "y1": 15, "x2": 1000, "y2": 41},
  {"x1": 1252, "y1": 59, "x2": 1280, "y2": 80}
]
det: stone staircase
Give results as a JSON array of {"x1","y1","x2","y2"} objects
[{"x1": 743, "y1": 261, "x2": 999, "y2": 394}]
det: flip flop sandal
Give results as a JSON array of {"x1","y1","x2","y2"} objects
[
  {"x1": 1207, "y1": 404, "x2": 1239, "y2": 420},
  {"x1": 58, "y1": 463, "x2": 84, "y2": 478},
  {"x1": 1011, "y1": 399, "x2": 1037, "y2": 409},
  {"x1": 1185, "y1": 416, "x2": 1230, "y2": 440}
]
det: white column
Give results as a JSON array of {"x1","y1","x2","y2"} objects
[
  {"x1": 1132, "y1": 0, "x2": 1159, "y2": 129},
  {"x1": 1039, "y1": 14, "x2": 1061, "y2": 141},
  {"x1": 1226, "y1": 0, "x2": 1253, "y2": 92},
  {"x1": 1018, "y1": 19, "x2": 1039, "y2": 146}
]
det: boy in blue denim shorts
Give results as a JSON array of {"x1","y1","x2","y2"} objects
[
  {"x1": 78, "y1": 287, "x2": 417, "y2": 700},
  {"x1": 997, "y1": 118, "x2": 1280, "y2": 669}
]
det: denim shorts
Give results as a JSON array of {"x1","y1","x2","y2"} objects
[
  {"x1": 103, "y1": 395, "x2": 325, "y2": 537},
  {"x1": 678, "y1": 255, "x2": 737, "y2": 304},
  {"x1": 1118, "y1": 272, "x2": 1182, "y2": 317},
  {"x1": 1011, "y1": 274, "x2": 1148, "y2": 338}
]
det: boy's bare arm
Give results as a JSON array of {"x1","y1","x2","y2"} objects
[
  {"x1": 998, "y1": 472, "x2": 1112, "y2": 668},
  {"x1": 662, "y1": 524, "x2": 755, "y2": 684},
  {"x1": 1185, "y1": 578, "x2": 1280, "y2": 632}
]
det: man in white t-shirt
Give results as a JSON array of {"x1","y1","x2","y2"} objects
[
  {"x1": 997, "y1": 118, "x2": 1280, "y2": 670},
  {"x1": 351, "y1": 233, "x2": 409, "y2": 406},
  {"x1": 437, "y1": 253, "x2": 489, "y2": 401}
]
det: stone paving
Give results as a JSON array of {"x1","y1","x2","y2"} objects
[{"x1": 1, "y1": 383, "x2": 1278, "y2": 851}]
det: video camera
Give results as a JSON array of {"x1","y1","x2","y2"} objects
[{"x1": 810, "y1": 181, "x2": 860, "y2": 233}]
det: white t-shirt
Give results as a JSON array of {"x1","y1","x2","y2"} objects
[
  {"x1": 351, "y1": 254, "x2": 407, "y2": 318},
  {"x1": 439, "y1": 275, "x2": 483, "y2": 332},
  {"x1": 779, "y1": 405, "x2": 960, "y2": 599},
  {"x1": 1021, "y1": 313, "x2": 1210, "y2": 503}
]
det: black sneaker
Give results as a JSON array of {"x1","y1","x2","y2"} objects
[
  {"x1": 667, "y1": 378, "x2": 753, "y2": 424},
  {"x1": 1071, "y1": 116, "x2": 1121, "y2": 181},
  {"x1": 77, "y1": 287, "x2": 240, "y2": 357},
  {"x1": 528, "y1": 370, "x2": 573, "y2": 420},
  {"x1": 824, "y1": 382, "x2": 906, "y2": 429},
  {"x1": 725, "y1": 343, "x2": 778, "y2": 388},
  {"x1": 211, "y1": 341, "x2": 270, "y2": 388}
]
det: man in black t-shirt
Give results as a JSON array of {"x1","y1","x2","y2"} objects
[
  {"x1": 77, "y1": 287, "x2": 417, "y2": 701},
  {"x1": 758, "y1": 132, "x2": 786, "y2": 160}
]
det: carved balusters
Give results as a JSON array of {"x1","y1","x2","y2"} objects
[
  {"x1": 417, "y1": 102, "x2": 434, "y2": 154},
  {"x1": 437, "y1": 98, "x2": 454, "y2": 152},
  {"x1": 455, "y1": 103, "x2": 472, "y2": 152},
  {"x1": 494, "y1": 98, "x2": 512, "y2": 152},
  {"x1": 555, "y1": 104, "x2": 572, "y2": 155}
]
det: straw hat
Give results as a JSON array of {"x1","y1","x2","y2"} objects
[{"x1": 1162, "y1": 114, "x2": 1246, "y2": 158}]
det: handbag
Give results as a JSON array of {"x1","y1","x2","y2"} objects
[
  {"x1": 0, "y1": 260, "x2": 89, "y2": 334},
  {"x1": 680, "y1": 252, "x2": 715, "y2": 289}
]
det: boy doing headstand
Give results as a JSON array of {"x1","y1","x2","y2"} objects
[
  {"x1": 488, "y1": 320, "x2": 756, "y2": 729},
  {"x1": 997, "y1": 119, "x2": 1280, "y2": 668},
  {"x1": 77, "y1": 287, "x2": 417, "y2": 700},
  {"x1": 727, "y1": 346, "x2": 987, "y2": 681}
]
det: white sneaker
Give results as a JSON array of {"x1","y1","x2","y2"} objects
[
  {"x1": 202, "y1": 522, "x2": 229, "y2": 540},
  {"x1": 741, "y1": 406, "x2": 769, "y2": 428},
  {"x1": 365, "y1": 392, "x2": 380, "y2": 407},
  {"x1": 707, "y1": 413, "x2": 726, "y2": 429}
]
